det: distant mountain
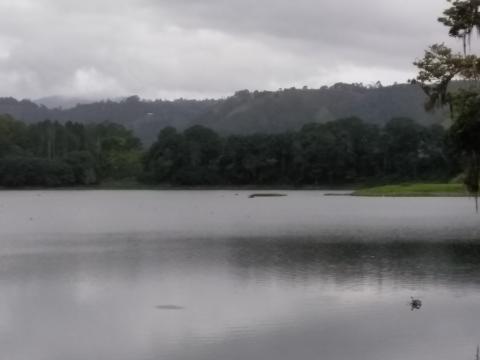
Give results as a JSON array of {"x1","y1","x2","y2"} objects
[
  {"x1": 0, "y1": 84, "x2": 447, "y2": 145},
  {"x1": 0, "y1": 96, "x2": 218, "y2": 144},
  {"x1": 34, "y1": 96, "x2": 102, "y2": 109},
  {"x1": 198, "y1": 84, "x2": 447, "y2": 134}
]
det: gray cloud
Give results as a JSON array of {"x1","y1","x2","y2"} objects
[{"x1": 0, "y1": 0, "x2": 458, "y2": 100}]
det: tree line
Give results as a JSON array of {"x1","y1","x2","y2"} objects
[
  {"x1": 142, "y1": 117, "x2": 459, "y2": 186},
  {"x1": 0, "y1": 115, "x2": 142, "y2": 187},
  {"x1": 0, "y1": 114, "x2": 461, "y2": 187}
]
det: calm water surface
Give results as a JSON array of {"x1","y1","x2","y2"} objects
[{"x1": 0, "y1": 190, "x2": 480, "y2": 360}]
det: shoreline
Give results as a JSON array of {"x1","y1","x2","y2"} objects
[
  {"x1": 352, "y1": 183, "x2": 469, "y2": 197},
  {"x1": 0, "y1": 184, "x2": 355, "y2": 191},
  {"x1": 0, "y1": 182, "x2": 473, "y2": 197}
]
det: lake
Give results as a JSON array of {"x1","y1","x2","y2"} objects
[{"x1": 0, "y1": 190, "x2": 479, "y2": 360}]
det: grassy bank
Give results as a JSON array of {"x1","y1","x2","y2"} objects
[{"x1": 353, "y1": 183, "x2": 468, "y2": 197}]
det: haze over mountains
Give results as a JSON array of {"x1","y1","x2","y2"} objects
[
  {"x1": 0, "y1": 83, "x2": 446, "y2": 145},
  {"x1": 33, "y1": 96, "x2": 111, "y2": 110}
]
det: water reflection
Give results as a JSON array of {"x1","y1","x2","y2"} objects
[
  {"x1": 227, "y1": 239, "x2": 480, "y2": 288},
  {"x1": 0, "y1": 236, "x2": 479, "y2": 360},
  {"x1": 1, "y1": 189, "x2": 480, "y2": 360}
]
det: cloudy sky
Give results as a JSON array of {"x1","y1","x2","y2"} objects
[{"x1": 0, "y1": 0, "x2": 460, "y2": 100}]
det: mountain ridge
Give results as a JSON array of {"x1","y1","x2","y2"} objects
[{"x1": 0, "y1": 83, "x2": 446, "y2": 144}]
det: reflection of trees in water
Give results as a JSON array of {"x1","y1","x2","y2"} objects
[
  {"x1": 226, "y1": 239, "x2": 480, "y2": 287},
  {"x1": 5, "y1": 236, "x2": 480, "y2": 289}
]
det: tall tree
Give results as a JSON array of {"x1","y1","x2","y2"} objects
[{"x1": 413, "y1": 0, "x2": 480, "y2": 201}]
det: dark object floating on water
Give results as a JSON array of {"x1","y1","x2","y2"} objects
[
  {"x1": 410, "y1": 297, "x2": 422, "y2": 311},
  {"x1": 249, "y1": 193, "x2": 287, "y2": 198},
  {"x1": 155, "y1": 305, "x2": 185, "y2": 310}
]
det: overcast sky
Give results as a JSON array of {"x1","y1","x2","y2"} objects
[{"x1": 0, "y1": 0, "x2": 460, "y2": 100}]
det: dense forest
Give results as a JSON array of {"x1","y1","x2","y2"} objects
[
  {"x1": 0, "y1": 115, "x2": 142, "y2": 187},
  {"x1": 0, "y1": 83, "x2": 446, "y2": 145},
  {"x1": 143, "y1": 117, "x2": 458, "y2": 186},
  {"x1": 0, "y1": 114, "x2": 460, "y2": 187}
]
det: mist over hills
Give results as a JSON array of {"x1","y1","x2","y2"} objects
[
  {"x1": 0, "y1": 83, "x2": 446, "y2": 145},
  {"x1": 33, "y1": 96, "x2": 116, "y2": 110}
]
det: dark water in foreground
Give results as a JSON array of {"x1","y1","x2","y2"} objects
[{"x1": 0, "y1": 191, "x2": 480, "y2": 360}]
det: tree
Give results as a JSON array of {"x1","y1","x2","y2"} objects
[
  {"x1": 0, "y1": 115, "x2": 28, "y2": 157},
  {"x1": 144, "y1": 127, "x2": 184, "y2": 183},
  {"x1": 63, "y1": 151, "x2": 98, "y2": 185},
  {"x1": 413, "y1": 0, "x2": 480, "y2": 198},
  {"x1": 86, "y1": 122, "x2": 143, "y2": 180}
]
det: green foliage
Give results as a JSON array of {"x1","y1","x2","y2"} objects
[
  {"x1": 63, "y1": 151, "x2": 98, "y2": 185},
  {"x1": 414, "y1": 0, "x2": 480, "y2": 197},
  {"x1": 0, "y1": 115, "x2": 28, "y2": 157},
  {"x1": 144, "y1": 125, "x2": 222, "y2": 185},
  {"x1": 0, "y1": 117, "x2": 142, "y2": 187},
  {"x1": 91, "y1": 122, "x2": 142, "y2": 179},
  {"x1": 438, "y1": 0, "x2": 480, "y2": 53},
  {"x1": 0, "y1": 157, "x2": 75, "y2": 187},
  {"x1": 0, "y1": 115, "x2": 460, "y2": 188},
  {"x1": 143, "y1": 118, "x2": 458, "y2": 186}
]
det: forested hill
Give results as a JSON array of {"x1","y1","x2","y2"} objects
[
  {"x1": 0, "y1": 96, "x2": 217, "y2": 145},
  {"x1": 0, "y1": 83, "x2": 446, "y2": 144},
  {"x1": 197, "y1": 84, "x2": 446, "y2": 134}
]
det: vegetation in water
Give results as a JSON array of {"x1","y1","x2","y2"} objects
[{"x1": 248, "y1": 193, "x2": 287, "y2": 198}]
